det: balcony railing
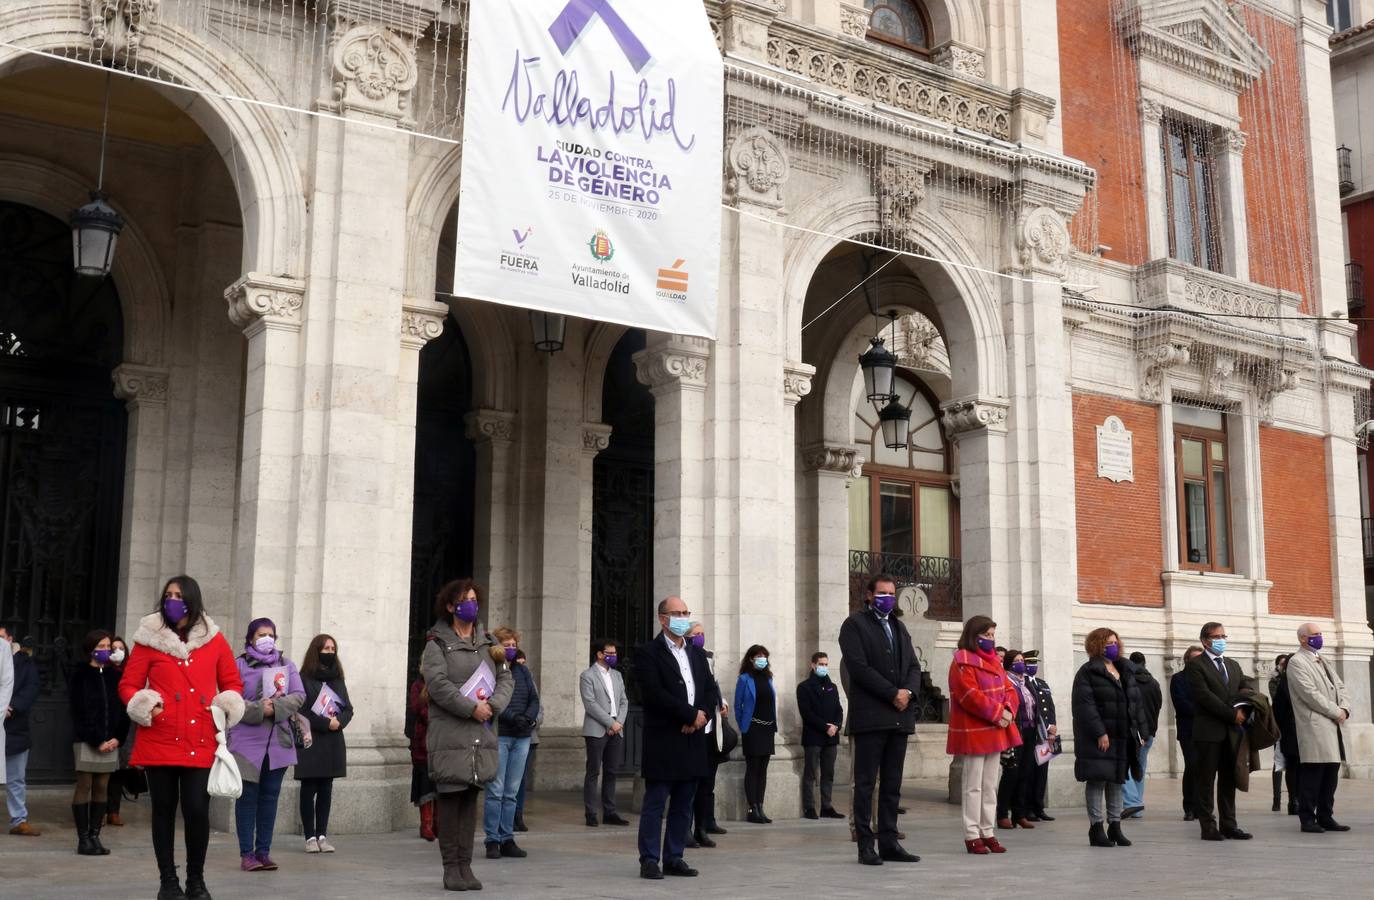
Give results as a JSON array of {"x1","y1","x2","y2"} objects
[
  {"x1": 1349, "y1": 261, "x2": 1365, "y2": 312},
  {"x1": 848, "y1": 550, "x2": 962, "y2": 622},
  {"x1": 1363, "y1": 517, "x2": 1374, "y2": 562},
  {"x1": 1339, "y1": 145, "x2": 1355, "y2": 197}
]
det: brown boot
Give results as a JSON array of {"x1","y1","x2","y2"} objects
[
  {"x1": 455, "y1": 789, "x2": 482, "y2": 891},
  {"x1": 106, "y1": 812, "x2": 124, "y2": 827},
  {"x1": 435, "y1": 796, "x2": 465, "y2": 891}
]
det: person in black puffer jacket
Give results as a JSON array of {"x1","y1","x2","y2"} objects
[
  {"x1": 1270, "y1": 656, "x2": 1300, "y2": 815},
  {"x1": 1120, "y1": 651, "x2": 1163, "y2": 818},
  {"x1": 69, "y1": 629, "x2": 130, "y2": 856},
  {"x1": 1072, "y1": 628, "x2": 1149, "y2": 849},
  {"x1": 484, "y1": 627, "x2": 540, "y2": 860}
]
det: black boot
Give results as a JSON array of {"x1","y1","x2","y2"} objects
[
  {"x1": 513, "y1": 812, "x2": 528, "y2": 833},
  {"x1": 1107, "y1": 821, "x2": 1132, "y2": 847},
  {"x1": 1272, "y1": 771, "x2": 1282, "y2": 812},
  {"x1": 693, "y1": 826, "x2": 716, "y2": 848},
  {"x1": 157, "y1": 875, "x2": 187, "y2": 900},
  {"x1": 73, "y1": 804, "x2": 98, "y2": 855},
  {"x1": 746, "y1": 804, "x2": 766, "y2": 825},
  {"x1": 88, "y1": 802, "x2": 111, "y2": 855},
  {"x1": 184, "y1": 878, "x2": 213, "y2": 900},
  {"x1": 759, "y1": 805, "x2": 773, "y2": 824},
  {"x1": 1089, "y1": 822, "x2": 1113, "y2": 847}
]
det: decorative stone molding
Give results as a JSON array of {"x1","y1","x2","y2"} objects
[
  {"x1": 1138, "y1": 341, "x2": 1192, "y2": 402},
  {"x1": 876, "y1": 154, "x2": 930, "y2": 237},
  {"x1": 111, "y1": 363, "x2": 169, "y2": 407},
  {"x1": 894, "y1": 313, "x2": 944, "y2": 371},
  {"x1": 1016, "y1": 206, "x2": 1070, "y2": 274},
  {"x1": 1139, "y1": 97, "x2": 1165, "y2": 124},
  {"x1": 464, "y1": 409, "x2": 516, "y2": 445},
  {"x1": 802, "y1": 444, "x2": 865, "y2": 477},
  {"x1": 329, "y1": 24, "x2": 419, "y2": 119},
  {"x1": 400, "y1": 299, "x2": 447, "y2": 350},
  {"x1": 1116, "y1": 0, "x2": 1272, "y2": 94},
  {"x1": 783, "y1": 361, "x2": 816, "y2": 407},
  {"x1": 88, "y1": 0, "x2": 159, "y2": 55},
  {"x1": 1255, "y1": 362, "x2": 1302, "y2": 424},
  {"x1": 581, "y1": 423, "x2": 614, "y2": 455},
  {"x1": 634, "y1": 337, "x2": 712, "y2": 392},
  {"x1": 224, "y1": 273, "x2": 306, "y2": 332},
  {"x1": 1213, "y1": 128, "x2": 1247, "y2": 155},
  {"x1": 1200, "y1": 352, "x2": 1235, "y2": 400},
  {"x1": 727, "y1": 126, "x2": 789, "y2": 208},
  {"x1": 932, "y1": 43, "x2": 987, "y2": 80},
  {"x1": 1135, "y1": 259, "x2": 1295, "y2": 320},
  {"x1": 839, "y1": 3, "x2": 869, "y2": 39},
  {"x1": 939, "y1": 397, "x2": 1009, "y2": 438}
]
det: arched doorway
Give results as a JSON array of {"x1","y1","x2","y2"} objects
[{"x1": 0, "y1": 199, "x2": 127, "y2": 781}]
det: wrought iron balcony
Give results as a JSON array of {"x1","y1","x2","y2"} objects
[
  {"x1": 1349, "y1": 261, "x2": 1365, "y2": 313},
  {"x1": 1340, "y1": 145, "x2": 1355, "y2": 197},
  {"x1": 848, "y1": 550, "x2": 962, "y2": 622}
]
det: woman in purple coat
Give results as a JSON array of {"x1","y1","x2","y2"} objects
[{"x1": 227, "y1": 618, "x2": 306, "y2": 872}]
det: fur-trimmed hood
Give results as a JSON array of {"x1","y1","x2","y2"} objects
[{"x1": 132, "y1": 611, "x2": 222, "y2": 659}]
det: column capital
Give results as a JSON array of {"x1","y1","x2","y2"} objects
[
  {"x1": 1014, "y1": 205, "x2": 1071, "y2": 277},
  {"x1": 726, "y1": 126, "x2": 789, "y2": 210},
  {"x1": 464, "y1": 408, "x2": 516, "y2": 445},
  {"x1": 633, "y1": 336, "x2": 711, "y2": 394},
  {"x1": 783, "y1": 361, "x2": 816, "y2": 407},
  {"x1": 322, "y1": 1, "x2": 433, "y2": 122},
  {"x1": 225, "y1": 273, "x2": 306, "y2": 333},
  {"x1": 581, "y1": 422, "x2": 614, "y2": 456},
  {"x1": 801, "y1": 444, "x2": 865, "y2": 477},
  {"x1": 939, "y1": 396, "x2": 1009, "y2": 439},
  {"x1": 401, "y1": 298, "x2": 448, "y2": 350},
  {"x1": 111, "y1": 363, "x2": 169, "y2": 409}
]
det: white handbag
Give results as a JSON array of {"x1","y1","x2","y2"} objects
[{"x1": 207, "y1": 705, "x2": 243, "y2": 799}]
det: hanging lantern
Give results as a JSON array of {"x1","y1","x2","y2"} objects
[
  {"x1": 70, "y1": 192, "x2": 123, "y2": 278},
  {"x1": 878, "y1": 396, "x2": 912, "y2": 450},
  {"x1": 859, "y1": 336, "x2": 897, "y2": 406},
  {"x1": 530, "y1": 311, "x2": 566, "y2": 353}
]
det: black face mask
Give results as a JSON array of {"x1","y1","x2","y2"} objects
[{"x1": 318, "y1": 652, "x2": 337, "y2": 670}]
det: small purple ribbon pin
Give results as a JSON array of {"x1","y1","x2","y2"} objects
[{"x1": 549, "y1": 0, "x2": 652, "y2": 72}]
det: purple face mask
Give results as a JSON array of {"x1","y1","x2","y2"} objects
[
  {"x1": 455, "y1": 599, "x2": 480, "y2": 623},
  {"x1": 603, "y1": 653, "x2": 618, "y2": 668},
  {"x1": 1104, "y1": 643, "x2": 1120, "y2": 662},
  {"x1": 1307, "y1": 634, "x2": 1324, "y2": 652},
  {"x1": 976, "y1": 637, "x2": 996, "y2": 654},
  {"x1": 162, "y1": 597, "x2": 189, "y2": 625},
  {"x1": 1011, "y1": 661, "x2": 1026, "y2": 675},
  {"x1": 92, "y1": 648, "x2": 112, "y2": 665},
  {"x1": 504, "y1": 646, "x2": 519, "y2": 662},
  {"x1": 872, "y1": 594, "x2": 897, "y2": 615},
  {"x1": 689, "y1": 633, "x2": 706, "y2": 650}
]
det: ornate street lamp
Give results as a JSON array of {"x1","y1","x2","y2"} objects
[
  {"x1": 529, "y1": 311, "x2": 566, "y2": 353},
  {"x1": 858, "y1": 333, "x2": 897, "y2": 407},
  {"x1": 70, "y1": 71, "x2": 123, "y2": 278},
  {"x1": 878, "y1": 395, "x2": 912, "y2": 450}
]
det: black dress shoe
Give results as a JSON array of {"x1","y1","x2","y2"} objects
[
  {"x1": 1319, "y1": 820, "x2": 1351, "y2": 832},
  {"x1": 585, "y1": 814, "x2": 599, "y2": 827},
  {"x1": 1288, "y1": 801, "x2": 1299, "y2": 816},
  {"x1": 896, "y1": 806, "x2": 908, "y2": 815},
  {"x1": 693, "y1": 830, "x2": 717, "y2": 848},
  {"x1": 1200, "y1": 824, "x2": 1224, "y2": 841},
  {"x1": 820, "y1": 808, "x2": 846, "y2": 819},
  {"x1": 1034, "y1": 811, "x2": 1056, "y2": 822},
  {"x1": 705, "y1": 822, "x2": 728, "y2": 834},
  {"x1": 514, "y1": 816, "x2": 528, "y2": 833},
  {"x1": 1220, "y1": 828, "x2": 1252, "y2": 840},
  {"x1": 1301, "y1": 821, "x2": 1326, "y2": 833},
  {"x1": 1183, "y1": 812, "x2": 1196, "y2": 822},
  {"x1": 603, "y1": 813, "x2": 631, "y2": 826},
  {"x1": 684, "y1": 833, "x2": 699, "y2": 848},
  {"x1": 663, "y1": 859, "x2": 698, "y2": 877},
  {"x1": 485, "y1": 841, "x2": 502, "y2": 859},
  {"x1": 857, "y1": 846, "x2": 883, "y2": 866},
  {"x1": 879, "y1": 844, "x2": 920, "y2": 863},
  {"x1": 803, "y1": 808, "x2": 819, "y2": 820},
  {"x1": 640, "y1": 861, "x2": 663, "y2": 880},
  {"x1": 1121, "y1": 805, "x2": 1144, "y2": 819}
]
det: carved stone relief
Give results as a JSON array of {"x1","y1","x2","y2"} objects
[
  {"x1": 89, "y1": 0, "x2": 159, "y2": 55},
  {"x1": 727, "y1": 127, "x2": 789, "y2": 208}
]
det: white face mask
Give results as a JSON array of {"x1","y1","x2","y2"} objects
[{"x1": 111, "y1": 648, "x2": 126, "y2": 664}]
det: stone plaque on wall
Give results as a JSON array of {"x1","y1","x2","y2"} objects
[{"x1": 1096, "y1": 416, "x2": 1134, "y2": 483}]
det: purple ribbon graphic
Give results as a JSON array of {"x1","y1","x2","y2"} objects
[{"x1": 549, "y1": 0, "x2": 652, "y2": 73}]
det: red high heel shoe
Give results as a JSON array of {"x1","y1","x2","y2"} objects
[{"x1": 965, "y1": 838, "x2": 990, "y2": 855}]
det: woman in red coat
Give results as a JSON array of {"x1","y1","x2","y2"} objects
[
  {"x1": 946, "y1": 615, "x2": 1020, "y2": 855},
  {"x1": 119, "y1": 576, "x2": 244, "y2": 900}
]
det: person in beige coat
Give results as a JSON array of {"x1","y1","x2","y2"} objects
[{"x1": 1285, "y1": 623, "x2": 1351, "y2": 834}]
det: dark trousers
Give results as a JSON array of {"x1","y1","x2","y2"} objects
[
  {"x1": 146, "y1": 766, "x2": 212, "y2": 882},
  {"x1": 852, "y1": 730, "x2": 908, "y2": 850},
  {"x1": 996, "y1": 726, "x2": 1036, "y2": 819},
  {"x1": 1273, "y1": 766, "x2": 1298, "y2": 805},
  {"x1": 1178, "y1": 738, "x2": 1198, "y2": 815},
  {"x1": 1298, "y1": 762, "x2": 1340, "y2": 825},
  {"x1": 744, "y1": 755, "x2": 771, "y2": 806},
  {"x1": 802, "y1": 744, "x2": 837, "y2": 812},
  {"x1": 299, "y1": 777, "x2": 334, "y2": 837},
  {"x1": 1192, "y1": 737, "x2": 1239, "y2": 831},
  {"x1": 583, "y1": 734, "x2": 624, "y2": 817},
  {"x1": 692, "y1": 757, "x2": 720, "y2": 831},
  {"x1": 638, "y1": 778, "x2": 697, "y2": 864}
]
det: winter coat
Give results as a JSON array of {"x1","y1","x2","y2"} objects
[
  {"x1": 407, "y1": 677, "x2": 429, "y2": 766},
  {"x1": 1285, "y1": 649, "x2": 1350, "y2": 764},
  {"x1": 637, "y1": 632, "x2": 717, "y2": 782},
  {"x1": 118, "y1": 612, "x2": 245, "y2": 769},
  {"x1": 295, "y1": 674, "x2": 353, "y2": 780},
  {"x1": 1132, "y1": 666, "x2": 1164, "y2": 737},
  {"x1": 498, "y1": 663, "x2": 541, "y2": 739},
  {"x1": 228, "y1": 652, "x2": 306, "y2": 783},
  {"x1": 3, "y1": 650, "x2": 39, "y2": 756},
  {"x1": 1027, "y1": 675, "x2": 1057, "y2": 742},
  {"x1": 1271, "y1": 673, "x2": 1300, "y2": 764},
  {"x1": 734, "y1": 671, "x2": 775, "y2": 735},
  {"x1": 1071, "y1": 656, "x2": 1149, "y2": 784},
  {"x1": 0, "y1": 644, "x2": 10, "y2": 774},
  {"x1": 838, "y1": 607, "x2": 922, "y2": 734},
  {"x1": 422, "y1": 622, "x2": 513, "y2": 789},
  {"x1": 1233, "y1": 684, "x2": 1280, "y2": 791},
  {"x1": 70, "y1": 664, "x2": 131, "y2": 749},
  {"x1": 946, "y1": 648, "x2": 1021, "y2": 756},
  {"x1": 1169, "y1": 671, "x2": 1196, "y2": 742},
  {"x1": 796, "y1": 673, "x2": 844, "y2": 747}
]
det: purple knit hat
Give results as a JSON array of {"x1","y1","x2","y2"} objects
[{"x1": 245, "y1": 617, "x2": 277, "y2": 646}]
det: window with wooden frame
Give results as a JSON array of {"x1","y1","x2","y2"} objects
[
  {"x1": 1161, "y1": 116, "x2": 1224, "y2": 273},
  {"x1": 865, "y1": 0, "x2": 931, "y2": 56},
  {"x1": 1174, "y1": 405, "x2": 1233, "y2": 573},
  {"x1": 848, "y1": 372, "x2": 958, "y2": 561}
]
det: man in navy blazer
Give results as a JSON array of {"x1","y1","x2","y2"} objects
[{"x1": 636, "y1": 596, "x2": 717, "y2": 880}]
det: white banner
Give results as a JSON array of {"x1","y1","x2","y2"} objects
[{"x1": 455, "y1": 0, "x2": 723, "y2": 339}]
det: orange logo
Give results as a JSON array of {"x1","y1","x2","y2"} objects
[{"x1": 656, "y1": 259, "x2": 688, "y2": 293}]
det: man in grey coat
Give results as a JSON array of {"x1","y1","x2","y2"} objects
[
  {"x1": 1287, "y1": 623, "x2": 1352, "y2": 834},
  {"x1": 581, "y1": 638, "x2": 630, "y2": 827}
]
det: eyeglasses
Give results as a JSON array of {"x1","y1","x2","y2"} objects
[{"x1": 663, "y1": 610, "x2": 693, "y2": 618}]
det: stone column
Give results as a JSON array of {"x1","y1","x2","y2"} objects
[
  {"x1": 799, "y1": 445, "x2": 863, "y2": 662},
  {"x1": 939, "y1": 398, "x2": 1011, "y2": 628},
  {"x1": 465, "y1": 408, "x2": 519, "y2": 628},
  {"x1": 1214, "y1": 128, "x2": 1250, "y2": 282},
  {"x1": 1139, "y1": 98, "x2": 1169, "y2": 261},
  {"x1": 396, "y1": 296, "x2": 447, "y2": 630},
  {"x1": 112, "y1": 364, "x2": 170, "y2": 638}
]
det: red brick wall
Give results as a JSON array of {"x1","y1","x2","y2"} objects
[
  {"x1": 1260, "y1": 426, "x2": 1334, "y2": 618},
  {"x1": 1073, "y1": 394, "x2": 1164, "y2": 606},
  {"x1": 1057, "y1": 0, "x2": 1148, "y2": 265},
  {"x1": 1348, "y1": 198, "x2": 1374, "y2": 367},
  {"x1": 1239, "y1": 9, "x2": 1318, "y2": 312}
]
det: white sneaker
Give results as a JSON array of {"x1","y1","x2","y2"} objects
[
  {"x1": 305, "y1": 837, "x2": 320, "y2": 853},
  {"x1": 317, "y1": 836, "x2": 336, "y2": 853}
]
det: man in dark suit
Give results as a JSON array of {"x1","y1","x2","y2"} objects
[
  {"x1": 838, "y1": 574, "x2": 922, "y2": 866},
  {"x1": 636, "y1": 596, "x2": 717, "y2": 880},
  {"x1": 1023, "y1": 650, "x2": 1058, "y2": 821},
  {"x1": 1170, "y1": 645, "x2": 1204, "y2": 820},
  {"x1": 1184, "y1": 622, "x2": 1251, "y2": 841}
]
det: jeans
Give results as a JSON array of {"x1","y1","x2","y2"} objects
[
  {"x1": 299, "y1": 777, "x2": 334, "y2": 837},
  {"x1": 801, "y1": 744, "x2": 837, "y2": 812},
  {"x1": 1085, "y1": 780, "x2": 1124, "y2": 825},
  {"x1": 516, "y1": 746, "x2": 535, "y2": 816},
  {"x1": 6, "y1": 751, "x2": 29, "y2": 826},
  {"x1": 235, "y1": 764, "x2": 286, "y2": 856},
  {"x1": 1121, "y1": 735, "x2": 1154, "y2": 809},
  {"x1": 483, "y1": 735, "x2": 531, "y2": 844}
]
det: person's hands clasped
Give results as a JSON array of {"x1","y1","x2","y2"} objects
[
  {"x1": 1233, "y1": 709, "x2": 1246, "y2": 726},
  {"x1": 329, "y1": 716, "x2": 341, "y2": 731},
  {"x1": 893, "y1": 689, "x2": 911, "y2": 711},
  {"x1": 826, "y1": 724, "x2": 839, "y2": 737},
  {"x1": 262, "y1": 698, "x2": 275, "y2": 718},
  {"x1": 98, "y1": 738, "x2": 119, "y2": 754},
  {"x1": 608, "y1": 721, "x2": 624, "y2": 736},
  {"x1": 1097, "y1": 734, "x2": 1110, "y2": 752},
  {"x1": 472, "y1": 700, "x2": 493, "y2": 723}
]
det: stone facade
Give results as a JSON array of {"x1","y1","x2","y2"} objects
[{"x1": 1, "y1": 0, "x2": 1370, "y2": 832}]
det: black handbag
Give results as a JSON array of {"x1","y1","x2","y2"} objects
[{"x1": 712, "y1": 711, "x2": 739, "y2": 763}]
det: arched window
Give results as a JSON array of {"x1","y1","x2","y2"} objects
[{"x1": 865, "y1": 1, "x2": 930, "y2": 55}]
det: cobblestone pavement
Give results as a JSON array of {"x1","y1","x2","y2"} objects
[{"x1": 4, "y1": 776, "x2": 1363, "y2": 899}]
